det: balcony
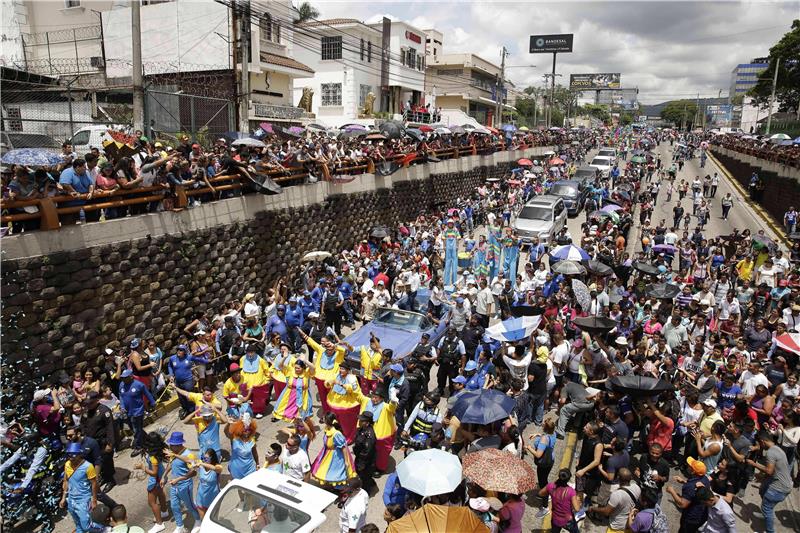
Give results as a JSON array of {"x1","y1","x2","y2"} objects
[{"x1": 251, "y1": 102, "x2": 309, "y2": 121}]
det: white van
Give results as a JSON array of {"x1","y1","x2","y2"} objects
[
  {"x1": 68, "y1": 125, "x2": 116, "y2": 156},
  {"x1": 589, "y1": 155, "x2": 614, "y2": 179}
]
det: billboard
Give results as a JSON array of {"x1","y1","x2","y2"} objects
[
  {"x1": 570, "y1": 73, "x2": 621, "y2": 90},
  {"x1": 529, "y1": 34, "x2": 574, "y2": 53},
  {"x1": 706, "y1": 104, "x2": 733, "y2": 128}
]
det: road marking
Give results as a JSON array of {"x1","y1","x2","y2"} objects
[{"x1": 541, "y1": 431, "x2": 578, "y2": 531}]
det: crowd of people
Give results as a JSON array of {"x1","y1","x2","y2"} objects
[
  {"x1": 710, "y1": 132, "x2": 800, "y2": 169},
  {"x1": 3, "y1": 125, "x2": 800, "y2": 533}
]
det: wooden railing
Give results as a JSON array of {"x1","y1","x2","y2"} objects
[{"x1": 0, "y1": 141, "x2": 531, "y2": 231}]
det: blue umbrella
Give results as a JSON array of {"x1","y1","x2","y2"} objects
[
  {"x1": 501, "y1": 124, "x2": 517, "y2": 132},
  {"x1": 550, "y1": 244, "x2": 591, "y2": 262},
  {"x1": 485, "y1": 315, "x2": 542, "y2": 342},
  {"x1": 452, "y1": 389, "x2": 517, "y2": 425},
  {"x1": 1, "y1": 148, "x2": 63, "y2": 167}
]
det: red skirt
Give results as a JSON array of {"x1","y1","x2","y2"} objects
[
  {"x1": 251, "y1": 384, "x2": 270, "y2": 415},
  {"x1": 358, "y1": 376, "x2": 378, "y2": 396},
  {"x1": 375, "y1": 434, "x2": 394, "y2": 472},
  {"x1": 329, "y1": 404, "x2": 360, "y2": 444},
  {"x1": 133, "y1": 375, "x2": 152, "y2": 406},
  {"x1": 272, "y1": 380, "x2": 286, "y2": 401},
  {"x1": 314, "y1": 378, "x2": 331, "y2": 414}
]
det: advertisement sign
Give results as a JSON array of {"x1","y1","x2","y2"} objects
[
  {"x1": 569, "y1": 73, "x2": 621, "y2": 90},
  {"x1": 706, "y1": 104, "x2": 733, "y2": 128},
  {"x1": 529, "y1": 34, "x2": 574, "y2": 53}
]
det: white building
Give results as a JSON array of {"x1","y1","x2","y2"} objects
[{"x1": 372, "y1": 18, "x2": 426, "y2": 114}]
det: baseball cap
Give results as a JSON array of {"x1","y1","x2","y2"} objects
[
  {"x1": 686, "y1": 456, "x2": 707, "y2": 476},
  {"x1": 32, "y1": 389, "x2": 51, "y2": 402},
  {"x1": 701, "y1": 398, "x2": 717, "y2": 408},
  {"x1": 120, "y1": 369, "x2": 134, "y2": 378},
  {"x1": 465, "y1": 360, "x2": 478, "y2": 371},
  {"x1": 229, "y1": 363, "x2": 241, "y2": 372},
  {"x1": 452, "y1": 376, "x2": 467, "y2": 385},
  {"x1": 390, "y1": 363, "x2": 404, "y2": 373}
]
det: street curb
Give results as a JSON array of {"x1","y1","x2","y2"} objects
[
  {"x1": 541, "y1": 431, "x2": 578, "y2": 531},
  {"x1": 707, "y1": 151, "x2": 790, "y2": 248}
]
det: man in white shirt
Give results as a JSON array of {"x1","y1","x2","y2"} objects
[
  {"x1": 475, "y1": 279, "x2": 494, "y2": 327},
  {"x1": 243, "y1": 293, "x2": 260, "y2": 320},
  {"x1": 339, "y1": 478, "x2": 369, "y2": 533},
  {"x1": 664, "y1": 230, "x2": 679, "y2": 246},
  {"x1": 549, "y1": 331, "x2": 570, "y2": 385},
  {"x1": 740, "y1": 361, "x2": 770, "y2": 398},
  {"x1": 280, "y1": 435, "x2": 310, "y2": 481},
  {"x1": 374, "y1": 280, "x2": 391, "y2": 307},
  {"x1": 407, "y1": 266, "x2": 421, "y2": 310},
  {"x1": 718, "y1": 293, "x2": 740, "y2": 321}
]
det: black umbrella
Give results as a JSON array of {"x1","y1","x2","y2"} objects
[
  {"x1": 586, "y1": 260, "x2": 613, "y2": 277},
  {"x1": 370, "y1": 226, "x2": 390, "y2": 239},
  {"x1": 645, "y1": 282, "x2": 680, "y2": 299},
  {"x1": 607, "y1": 375, "x2": 674, "y2": 397},
  {"x1": 451, "y1": 389, "x2": 516, "y2": 425},
  {"x1": 405, "y1": 128, "x2": 425, "y2": 142},
  {"x1": 633, "y1": 261, "x2": 660, "y2": 276},
  {"x1": 379, "y1": 121, "x2": 405, "y2": 140},
  {"x1": 245, "y1": 172, "x2": 283, "y2": 195},
  {"x1": 510, "y1": 304, "x2": 539, "y2": 318},
  {"x1": 571, "y1": 316, "x2": 617, "y2": 332},
  {"x1": 338, "y1": 130, "x2": 366, "y2": 140}
]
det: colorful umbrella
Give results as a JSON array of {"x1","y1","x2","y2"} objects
[
  {"x1": 775, "y1": 332, "x2": 800, "y2": 354},
  {"x1": 652, "y1": 244, "x2": 677, "y2": 255},
  {"x1": 550, "y1": 244, "x2": 591, "y2": 262},
  {"x1": 451, "y1": 389, "x2": 517, "y2": 425},
  {"x1": 419, "y1": 125, "x2": 434, "y2": 133},
  {"x1": 551, "y1": 260, "x2": 586, "y2": 275},
  {"x1": 549, "y1": 157, "x2": 565, "y2": 165},
  {"x1": 1, "y1": 148, "x2": 64, "y2": 166},
  {"x1": 396, "y1": 449, "x2": 462, "y2": 497},
  {"x1": 631, "y1": 155, "x2": 646, "y2": 163},
  {"x1": 518, "y1": 158, "x2": 533, "y2": 166},
  {"x1": 572, "y1": 279, "x2": 591, "y2": 311},
  {"x1": 751, "y1": 234, "x2": 776, "y2": 250},
  {"x1": 258, "y1": 122, "x2": 276, "y2": 135},
  {"x1": 462, "y1": 448, "x2": 537, "y2": 494},
  {"x1": 387, "y1": 504, "x2": 489, "y2": 533},
  {"x1": 366, "y1": 133, "x2": 387, "y2": 140},
  {"x1": 486, "y1": 315, "x2": 543, "y2": 342}
]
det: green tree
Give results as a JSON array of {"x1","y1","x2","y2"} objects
[
  {"x1": 515, "y1": 96, "x2": 538, "y2": 127},
  {"x1": 619, "y1": 111, "x2": 634, "y2": 126},
  {"x1": 582, "y1": 104, "x2": 611, "y2": 123},
  {"x1": 294, "y1": 2, "x2": 320, "y2": 23},
  {"x1": 748, "y1": 19, "x2": 800, "y2": 114},
  {"x1": 660, "y1": 100, "x2": 698, "y2": 129}
]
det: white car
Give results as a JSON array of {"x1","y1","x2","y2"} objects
[
  {"x1": 589, "y1": 155, "x2": 614, "y2": 179},
  {"x1": 597, "y1": 147, "x2": 617, "y2": 160},
  {"x1": 199, "y1": 470, "x2": 337, "y2": 533}
]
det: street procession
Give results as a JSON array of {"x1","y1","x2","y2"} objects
[{"x1": 2, "y1": 2, "x2": 800, "y2": 533}]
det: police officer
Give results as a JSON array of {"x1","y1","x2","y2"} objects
[
  {"x1": 403, "y1": 359, "x2": 427, "y2": 416},
  {"x1": 80, "y1": 391, "x2": 117, "y2": 489},
  {"x1": 266, "y1": 305, "x2": 290, "y2": 344},
  {"x1": 118, "y1": 369, "x2": 155, "y2": 456},
  {"x1": 284, "y1": 297, "x2": 305, "y2": 351},
  {"x1": 436, "y1": 327, "x2": 467, "y2": 396},
  {"x1": 322, "y1": 280, "x2": 345, "y2": 336},
  {"x1": 460, "y1": 314, "x2": 485, "y2": 361},
  {"x1": 409, "y1": 333, "x2": 437, "y2": 381},
  {"x1": 299, "y1": 290, "x2": 318, "y2": 319},
  {"x1": 402, "y1": 391, "x2": 443, "y2": 447}
]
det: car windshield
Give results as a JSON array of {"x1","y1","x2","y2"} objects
[
  {"x1": 550, "y1": 184, "x2": 577, "y2": 197},
  {"x1": 210, "y1": 486, "x2": 311, "y2": 532},
  {"x1": 591, "y1": 158, "x2": 610, "y2": 166},
  {"x1": 374, "y1": 309, "x2": 428, "y2": 331},
  {"x1": 598, "y1": 150, "x2": 615, "y2": 157},
  {"x1": 519, "y1": 205, "x2": 553, "y2": 221},
  {"x1": 575, "y1": 170, "x2": 596, "y2": 179}
]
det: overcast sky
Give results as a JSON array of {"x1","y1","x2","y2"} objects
[{"x1": 313, "y1": 0, "x2": 798, "y2": 104}]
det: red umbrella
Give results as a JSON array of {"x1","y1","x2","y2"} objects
[
  {"x1": 518, "y1": 158, "x2": 533, "y2": 166},
  {"x1": 419, "y1": 125, "x2": 434, "y2": 132},
  {"x1": 486, "y1": 126, "x2": 500, "y2": 135},
  {"x1": 776, "y1": 332, "x2": 800, "y2": 355},
  {"x1": 549, "y1": 157, "x2": 565, "y2": 165}
]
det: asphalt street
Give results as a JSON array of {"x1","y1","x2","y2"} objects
[{"x1": 47, "y1": 141, "x2": 800, "y2": 533}]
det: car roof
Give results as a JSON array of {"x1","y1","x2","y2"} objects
[
  {"x1": 591, "y1": 156, "x2": 613, "y2": 162},
  {"x1": 552, "y1": 180, "x2": 580, "y2": 186},
  {"x1": 223, "y1": 470, "x2": 337, "y2": 512},
  {"x1": 526, "y1": 194, "x2": 561, "y2": 206}
]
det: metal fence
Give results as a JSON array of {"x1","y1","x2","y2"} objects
[{"x1": 146, "y1": 89, "x2": 235, "y2": 142}]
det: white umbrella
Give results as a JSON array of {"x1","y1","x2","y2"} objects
[
  {"x1": 770, "y1": 133, "x2": 791, "y2": 140},
  {"x1": 434, "y1": 127, "x2": 452, "y2": 135},
  {"x1": 396, "y1": 449, "x2": 462, "y2": 497},
  {"x1": 301, "y1": 251, "x2": 331, "y2": 262},
  {"x1": 231, "y1": 138, "x2": 267, "y2": 148}
]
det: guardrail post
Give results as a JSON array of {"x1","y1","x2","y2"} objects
[
  {"x1": 38, "y1": 198, "x2": 60, "y2": 230},
  {"x1": 471, "y1": 145, "x2": 477, "y2": 156},
  {"x1": 454, "y1": 148, "x2": 459, "y2": 159},
  {"x1": 366, "y1": 159, "x2": 375, "y2": 174},
  {"x1": 175, "y1": 185, "x2": 188, "y2": 209}
]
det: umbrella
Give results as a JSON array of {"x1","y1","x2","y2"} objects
[
  {"x1": 278, "y1": 126, "x2": 302, "y2": 138},
  {"x1": 247, "y1": 171, "x2": 283, "y2": 195},
  {"x1": 370, "y1": 226, "x2": 390, "y2": 239},
  {"x1": 607, "y1": 375, "x2": 674, "y2": 397},
  {"x1": 531, "y1": 165, "x2": 544, "y2": 173},
  {"x1": 305, "y1": 123, "x2": 327, "y2": 132},
  {"x1": 589, "y1": 210, "x2": 620, "y2": 223},
  {"x1": 645, "y1": 282, "x2": 681, "y2": 299},
  {"x1": 518, "y1": 158, "x2": 533, "y2": 166},
  {"x1": 633, "y1": 261, "x2": 661, "y2": 276},
  {"x1": 586, "y1": 260, "x2": 613, "y2": 277},
  {"x1": 486, "y1": 315, "x2": 543, "y2": 342},
  {"x1": 501, "y1": 124, "x2": 517, "y2": 132},
  {"x1": 462, "y1": 448, "x2": 537, "y2": 494},
  {"x1": 1, "y1": 148, "x2": 64, "y2": 166},
  {"x1": 231, "y1": 137, "x2": 267, "y2": 148},
  {"x1": 550, "y1": 244, "x2": 591, "y2": 262},
  {"x1": 366, "y1": 133, "x2": 387, "y2": 141},
  {"x1": 462, "y1": 123, "x2": 476, "y2": 130},
  {"x1": 751, "y1": 234, "x2": 775, "y2": 250},
  {"x1": 342, "y1": 123, "x2": 367, "y2": 131},
  {"x1": 434, "y1": 127, "x2": 452, "y2": 135},
  {"x1": 775, "y1": 332, "x2": 800, "y2": 354},
  {"x1": 572, "y1": 316, "x2": 618, "y2": 332},
  {"x1": 572, "y1": 279, "x2": 591, "y2": 311},
  {"x1": 519, "y1": 126, "x2": 530, "y2": 131},
  {"x1": 301, "y1": 251, "x2": 331, "y2": 262},
  {"x1": 287, "y1": 126, "x2": 305, "y2": 136},
  {"x1": 418, "y1": 125, "x2": 434, "y2": 133},
  {"x1": 473, "y1": 126, "x2": 492, "y2": 135},
  {"x1": 405, "y1": 129, "x2": 425, "y2": 142},
  {"x1": 793, "y1": 136, "x2": 800, "y2": 145},
  {"x1": 486, "y1": 126, "x2": 500, "y2": 135},
  {"x1": 651, "y1": 244, "x2": 677, "y2": 255},
  {"x1": 549, "y1": 157, "x2": 566, "y2": 165},
  {"x1": 631, "y1": 155, "x2": 646, "y2": 164},
  {"x1": 379, "y1": 121, "x2": 406, "y2": 140},
  {"x1": 100, "y1": 141, "x2": 139, "y2": 161},
  {"x1": 601, "y1": 204, "x2": 624, "y2": 213},
  {"x1": 551, "y1": 260, "x2": 586, "y2": 275},
  {"x1": 338, "y1": 130, "x2": 366, "y2": 140},
  {"x1": 770, "y1": 133, "x2": 791, "y2": 140},
  {"x1": 396, "y1": 449, "x2": 462, "y2": 497},
  {"x1": 451, "y1": 389, "x2": 517, "y2": 425},
  {"x1": 387, "y1": 504, "x2": 489, "y2": 533},
  {"x1": 450, "y1": 125, "x2": 467, "y2": 134}
]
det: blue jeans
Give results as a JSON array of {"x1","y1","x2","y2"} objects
[
  {"x1": 128, "y1": 414, "x2": 144, "y2": 450},
  {"x1": 528, "y1": 393, "x2": 545, "y2": 426},
  {"x1": 761, "y1": 487, "x2": 790, "y2": 533},
  {"x1": 171, "y1": 482, "x2": 199, "y2": 527}
]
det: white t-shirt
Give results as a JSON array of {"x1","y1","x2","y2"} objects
[
  {"x1": 503, "y1": 352, "x2": 533, "y2": 390},
  {"x1": 476, "y1": 288, "x2": 494, "y2": 315},
  {"x1": 339, "y1": 488, "x2": 369, "y2": 533},
  {"x1": 280, "y1": 449, "x2": 310, "y2": 481},
  {"x1": 244, "y1": 301, "x2": 260, "y2": 318},
  {"x1": 550, "y1": 341, "x2": 570, "y2": 377},
  {"x1": 740, "y1": 370, "x2": 770, "y2": 397},
  {"x1": 758, "y1": 266, "x2": 778, "y2": 288}
]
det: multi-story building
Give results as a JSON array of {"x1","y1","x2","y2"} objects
[
  {"x1": 729, "y1": 58, "x2": 769, "y2": 100},
  {"x1": 368, "y1": 18, "x2": 426, "y2": 115}
]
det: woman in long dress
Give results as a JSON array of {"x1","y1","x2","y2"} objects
[
  {"x1": 224, "y1": 414, "x2": 258, "y2": 480},
  {"x1": 486, "y1": 219, "x2": 503, "y2": 279},
  {"x1": 325, "y1": 361, "x2": 362, "y2": 444},
  {"x1": 272, "y1": 359, "x2": 315, "y2": 422},
  {"x1": 310, "y1": 412, "x2": 356, "y2": 487}
]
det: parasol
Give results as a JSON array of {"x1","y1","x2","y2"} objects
[
  {"x1": 246, "y1": 172, "x2": 283, "y2": 195},
  {"x1": 631, "y1": 155, "x2": 646, "y2": 164},
  {"x1": 342, "y1": 123, "x2": 367, "y2": 131},
  {"x1": 449, "y1": 125, "x2": 467, "y2": 134},
  {"x1": 379, "y1": 121, "x2": 406, "y2": 140},
  {"x1": 571, "y1": 279, "x2": 591, "y2": 311},
  {"x1": 572, "y1": 316, "x2": 618, "y2": 332},
  {"x1": 462, "y1": 448, "x2": 537, "y2": 494},
  {"x1": 231, "y1": 137, "x2": 267, "y2": 148},
  {"x1": 485, "y1": 315, "x2": 542, "y2": 342},
  {"x1": 531, "y1": 165, "x2": 544, "y2": 173},
  {"x1": 589, "y1": 210, "x2": 620, "y2": 223},
  {"x1": 101, "y1": 141, "x2": 139, "y2": 160},
  {"x1": 387, "y1": 504, "x2": 489, "y2": 533},
  {"x1": 1, "y1": 148, "x2": 64, "y2": 167},
  {"x1": 549, "y1": 157, "x2": 565, "y2": 165},
  {"x1": 601, "y1": 204, "x2": 624, "y2": 213},
  {"x1": 366, "y1": 133, "x2": 387, "y2": 141},
  {"x1": 550, "y1": 244, "x2": 591, "y2": 262},
  {"x1": 751, "y1": 233, "x2": 776, "y2": 250},
  {"x1": 396, "y1": 449, "x2": 462, "y2": 497},
  {"x1": 607, "y1": 375, "x2": 674, "y2": 397},
  {"x1": 518, "y1": 158, "x2": 533, "y2": 166},
  {"x1": 305, "y1": 123, "x2": 327, "y2": 132},
  {"x1": 651, "y1": 244, "x2": 677, "y2": 255},
  {"x1": 551, "y1": 260, "x2": 586, "y2": 275},
  {"x1": 338, "y1": 130, "x2": 366, "y2": 140},
  {"x1": 301, "y1": 251, "x2": 331, "y2": 262},
  {"x1": 586, "y1": 260, "x2": 613, "y2": 277},
  {"x1": 645, "y1": 282, "x2": 681, "y2": 299},
  {"x1": 518, "y1": 126, "x2": 530, "y2": 131},
  {"x1": 502, "y1": 124, "x2": 517, "y2": 132},
  {"x1": 405, "y1": 128, "x2": 425, "y2": 142},
  {"x1": 451, "y1": 389, "x2": 517, "y2": 425},
  {"x1": 633, "y1": 261, "x2": 660, "y2": 276},
  {"x1": 434, "y1": 127, "x2": 452, "y2": 135},
  {"x1": 370, "y1": 226, "x2": 390, "y2": 239},
  {"x1": 775, "y1": 332, "x2": 800, "y2": 354},
  {"x1": 418, "y1": 125, "x2": 434, "y2": 133}
]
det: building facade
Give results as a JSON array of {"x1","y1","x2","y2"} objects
[{"x1": 729, "y1": 58, "x2": 768, "y2": 99}]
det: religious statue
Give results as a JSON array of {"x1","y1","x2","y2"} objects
[
  {"x1": 361, "y1": 92, "x2": 376, "y2": 116},
  {"x1": 298, "y1": 87, "x2": 314, "y2": 113}
]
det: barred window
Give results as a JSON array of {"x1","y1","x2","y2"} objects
[
  {"x1": 321, "y1": 36, "x2": 342, "y2": 60},
  {"x1": 321, "y1": 83, "x2": 342, "y2": 106},
  {"x1": 261, "y1": 13, "x2": 272, "y2": 42},
  {"x1": 367, "y1": 41, "x2": 372, "y2": 62},
  {"x1": 360, "y1": 38, "x2": 365, "y2": 61},
  {"x1": 359, "y1": 84, "x2": 371, "y2": 107}
]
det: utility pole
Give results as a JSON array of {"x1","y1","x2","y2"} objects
[
  {"x1": 495, "y1": 46, "x2": 507, "y2": 128},
  {"x1": 238, "y1": 0, "x2": 251, "y2": 132},
  {"x1": 131, "y1": 0, "x2": 144, "y2": 132},
  {"x1": 765, "y1": 56, "x2": 780, "y2": 135},
  {"x1": 693, "y1": 93, "x2": 700, "y2": 131},
  {"x1": 549, "y1": 52, "x2": 556, "y2": 128}
]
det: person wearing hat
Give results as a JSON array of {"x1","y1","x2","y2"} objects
[
  {"x1": 167, "y1": 344, "x2": 210, "y2": 418},
  {"x1": 222, "y1": 363, "x2": 252, "y2": 418},
  {"x1": 666, "y1": 457, "x2": 710, "y2": 533},
  {"x1": 463, "y1": 359, "x2": 483, "y2": 391},
  {"x1": 300, "y1": 291, "x2": 319, "y2": 320},
  {"x1": 60, "y1": 442, "x2": 98, "y2": 533},
  {"x1": 266, "y1": 304, "x2": 290, "y2": 345},
  {"x1": 298, "y1": 328, "x2": 346, "y2": 415},
  {"x1": 272, "y1": 357, "x2": 315, "y2": 423},
  {"x1": 352, "y1": 412, "x2": 378, "y2": 492},
  {"x1": 437, "y1": 326, "x2": 467, "y2": 395},
  {"x1": 409, "y1": 332, "x2": 437, "y2": 381},
  {"x1": 338, "y1": 477, "x2": 369, "y2": 533},
  {"x1": 163, "y1": 431, "x2": 201, "y2": 533},
  {"x1": 119, "y1": 368, "x2": 156, "y2": 456},
  {"x1": 358, "y1": 387, "x2": 398, "y2": 476},
  {"x1": 325, "y1": 359, "x2": 362, "y2": 444},
  {"x1": 31, "y1": 387, "x2": 61, "y2": 443},
  {"x1": 344, "y1": 333, "x2": 383, "y2": 395},
  {"x1": 285, "y1": 297, "x2": 305, "y2": 351},
  {"x1": 320, "y1": 278, "x2": 346, "y2": 337},
  {"x1": 501, "y1": 227, "x2": 521, "y2": 288},
  {"x1": 239, "y1": 343, "x2": 272, "y2": 419}
]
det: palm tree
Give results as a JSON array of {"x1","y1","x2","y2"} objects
[{"x1": 294, "y1": 2, "x2": 319, "y2": 23}]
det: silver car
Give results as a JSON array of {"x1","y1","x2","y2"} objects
[{"x1": 513, "y1": 195, "x2": 567, "y2": 249}]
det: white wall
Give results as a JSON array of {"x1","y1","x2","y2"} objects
[{"x1": 387, "y1": 21, "x2": 425, "y2": 91}]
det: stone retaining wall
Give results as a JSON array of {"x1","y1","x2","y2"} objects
[{"x1": 1, "y1": 148, "x2": 551, "y2": 393}]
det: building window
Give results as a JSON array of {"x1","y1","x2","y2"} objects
[
  {"x1": 405, "y1": 48, "x2": 417, "y2": 69},
  {"x1": 359, "y1": 84, "x2": 371, "y2": 107},
  {"x1": 261, "y1": 13, "x2": 272, "y2": 42},
  {"x1": 274, "y1": 22, "x2": 280, "y2": 44},
  {"x1": 64, "y1": 0, "x2": 80, "y2": 7},
  {"x1": 367, "y1": 41, "x2": 372, "y2": 62},
  {"x1": 5, "y1": 107, "x2": 22, "y2": 132},
  {"x1": 321, "y1": 36, "x2": 342, "y2": 60},
  {"x1": 360, "y1": 38, "x2": 365, "y2": 61},
  {"x1": 321, "y1": 83, "x2": 342, "y2": 106}
]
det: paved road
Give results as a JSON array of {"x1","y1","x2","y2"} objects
[{"x1": 47, "y1": 142, "x2": 800, "y2": 533}]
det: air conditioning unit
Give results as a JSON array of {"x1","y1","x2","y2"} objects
[{"x1": 90, "y1": 56, "x2": 105, "y2": 68}]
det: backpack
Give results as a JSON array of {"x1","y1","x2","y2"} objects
[{"x1": 643, "y1": 504, "x2": 669, "y2": 533}]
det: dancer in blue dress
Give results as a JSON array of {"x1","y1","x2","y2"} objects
[
  {"x1": 194, "y1": 450, "x2": 222, "y2": 518},
  {"x1": 472, "y1": 234, "x2": 489, "y2": 278},
  {"x1": 502, "y1": 228, "x2": 520, "y2": 287},
  {"x1": 487, "y1": 219, "x2": 503, "y2": 279},
  {"x1": 134, "y1": 432, "x2": 169, "y2": 532},
  {"x1": 224, "y1": 414, "x2": 258, "y2": 480}
]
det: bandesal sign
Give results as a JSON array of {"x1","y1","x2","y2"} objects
[{"x1": 529, "y1": 34, "x2": 574, "y2": 53}]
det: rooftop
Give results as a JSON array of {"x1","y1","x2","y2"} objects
[{"x1": 260, "y1": 52, "x2": 314, "y2": 73}]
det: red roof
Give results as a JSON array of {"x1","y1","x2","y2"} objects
[{"x1": 259, "y1": 52, "x2": 314, "y2": 74}]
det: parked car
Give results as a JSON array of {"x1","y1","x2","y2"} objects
[
  {"x1": 513, "y1": 195, "x2": 567, "y2": 248},
  {"x1": 0, "y1": 132, "x2": 60, "y2": 156},
  {"x1": 548, "y1": 180, "x2": 587, "y2": 217},
  {"x1": 589, "y1": 155, "x2": 614, "y2": 179},
  {"x1": 573, "y1": 166, "x2": 600, "y2": 186},
  {"x1": 200, "y1": 469, "x2": 337, "y2": 533},
  {"x1": 68, "y1": 125, "x2": 116, "y2": 156}
]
